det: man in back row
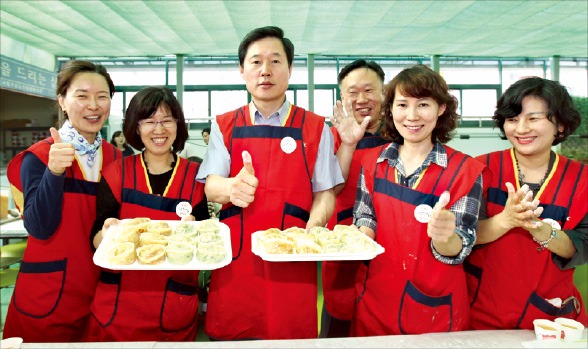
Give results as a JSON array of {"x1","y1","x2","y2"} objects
[{"x1": 196, "y1": 26, "x2": 343, "y2": 340}]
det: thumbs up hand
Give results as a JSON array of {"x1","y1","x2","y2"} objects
[
  {"x1": 48, "y1": 127, "x2": 76, "y2": 175},
  {"x1": 427, "y1": 191, "x2": 457, "y2": 243},
  {"x1": 229, "y1": 151, "x2": 258, "y2": 208}
]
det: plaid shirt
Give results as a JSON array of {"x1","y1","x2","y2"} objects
[{"x1": 354, "y1": 142, "x2": 483, "y2": 264}]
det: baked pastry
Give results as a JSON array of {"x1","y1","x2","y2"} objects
[
  {"x1": 115, "y1": 227, "x2": 141, "y2": 248},
  {"x1": 196, "y1": 241, "x2": 226, "y2": 263},
  {"x1": 136, "y1": 244, "x2": 166, "y2": 265},
  {"x1": 146, "y1": 221, "x2": 172, "y2": 236},
  {"x1": 283, "y1": 226, "x2": 306, "y2": 234},
  {"x1": 108, "y1": 242, "x2": 136, "y2": 265},
  {"x1": 166, "y1": 243, "x2": 194, "y2": 265},
  {"x1": 295, "y1": 239, "x2": 323, "y2": 254},
  {"x1": 139, "y1": 232, "x2": 168, "y2": 247},
  {"x1": 122, "y1": 217, "x2": 151, "y2": 233},
  {"x1": 256, "y1": 228, "x2": 284, "y2": 243},
  {"x1": 262, "y1": 237, "x2": 294, "y2": 254}
]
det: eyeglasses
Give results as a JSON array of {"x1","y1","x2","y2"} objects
[{"x1": 138, "y1": 118, "x2": 178, "y2": 130}]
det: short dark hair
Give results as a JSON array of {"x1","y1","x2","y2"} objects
[
  {"x1": 202, "y1": 127, "x2": 211, "y2": 135},
  {"x1": 56, "y1": 60, "x2": 115, "y2": 126},
  {"x1": 381, "y1": 64, "x2": 459, "y2": 144},
  {"x1": 238, "y1": 26, "x2": 294, "y2": 67},
  {"x1": 123, "y1": 87, "x2": 189, "y2": 152},
  {"x1": 338, "y1": 60, "x2": 385, "y2": 86},
  {"x1": 493, "y1": 77, "x2": 580, "y2": 145}
]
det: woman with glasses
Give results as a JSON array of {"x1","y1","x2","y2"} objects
[
  {"x1": 4, "y1": 60, "x2": 120, "y2": 343},
  {"x1": 84, "y1": 86, "x2": 209, "y2": 341}
]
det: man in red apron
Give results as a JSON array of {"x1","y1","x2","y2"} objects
[
  {"x1": 197, "y1": 26, "x2": 343, "y2": 340},
  {"x1": 321, "y1": 59, "x2": 388, "y2": 337}
]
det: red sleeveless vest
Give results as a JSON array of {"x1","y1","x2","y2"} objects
[
  {"x1": 467, "y1": 149, "x2": 587, "y2": 329},
  {"x1": 352, "y1": 144, "x2": 485, "y2": 336},
  {"x1": 4, "y1": 139, "x2": 120, "y2": 342},
  {"x1": 84, "y1": 154, "x2": 205, "y2": 341},
  {"x1": 205, "y1": 104, "x2": 324, "y2": 340}
]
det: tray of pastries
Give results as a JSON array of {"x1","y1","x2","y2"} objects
[
  {"x1": 252, "y1": 224, "x2": 385, "y2": 262},
  {"x1": 93, "y1": 218, "x2": 231, "y2": 270}
]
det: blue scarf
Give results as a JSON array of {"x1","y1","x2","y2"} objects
[{"x1": 58, "y1": 120, "x2": 102, "y2": 168}]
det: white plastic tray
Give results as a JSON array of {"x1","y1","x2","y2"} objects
[
  {"x1": 93, "y1": 219, "x2": 232, "y2": 270},
  {"x1": 251, "y1": 231, "x2": 385, "y2": 262}
]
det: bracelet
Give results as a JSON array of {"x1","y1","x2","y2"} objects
[{"x1": 533, "y1": 224, "x2": 557, "y2": 251}]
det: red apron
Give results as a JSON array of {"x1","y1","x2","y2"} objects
[
  {"x1": 83, "y1": 154, "x2": 205, "y2": 341},
  {"x1": 323, "y1": 129, "x2": 388, "y2": 321},
  {"x1": 204, "y1": 104, "x2": 323, "y2": 340},
  {"x1": 4, "y1": 139, "x2": 120, "y2": 342},
  {"x1": 352, "y1": 145, "x2": 485, "y2": 336},
  {"x1": 467, "y1": 149, "x2": 588, "y2": 329}
]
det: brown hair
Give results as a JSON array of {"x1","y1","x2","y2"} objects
[
  {"x1": 56, "y1": 60, "x2": 115, "y2": 126},
  {"x1": 381, "y1": 64, "x2": 458, "y2": 144}
]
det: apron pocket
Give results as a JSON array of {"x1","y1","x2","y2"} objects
[
  {"x1": 160, "y1": 278, "x2": 199, "y2": 332},
  {"x1": 516, "y1": 291, "x2": 579, "y2": 329},
  {"x1": 398, "y1": 280, "x2": 453, "y2": 334},
  {"x1": 91, "y1": 270, "x2": 122, "y2": 327},
  {"x1": 13, "y1": 259, "x2": 67, "y2": 318}
]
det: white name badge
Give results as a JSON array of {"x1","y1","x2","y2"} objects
[
  {"x1": 176, "y1": 201, "x2": 192, "y2": 219},
  {"x1": 414, "y1": 204, "x2": 433, "y2": 223},
  {"x1": 280, "y1": 136, "x2": 297, "y2": 154},
  {"x1": 542, "y1": 218, "x2": 561, "y2": 230}
]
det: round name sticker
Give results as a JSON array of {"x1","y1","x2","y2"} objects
[
  {"x1": 176, "y1": 201, "x2": 192, "y2": 219},
  {"x1": 542, "y1": 218, "x2": 561, "y2": 230},
  {"x1": 414, "y1": 204, "x2": 433, "y2": 223},
  {"x1": 280, "y1": 136, "x2": 297, "y2": 154}
]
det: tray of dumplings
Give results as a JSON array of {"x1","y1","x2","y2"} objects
[
  {"x1": 252, "y1": 225, "x2": 385, "y2": 262},
  {"x1": 93, "y1": 218, "x2": 232, "y2": 270}
]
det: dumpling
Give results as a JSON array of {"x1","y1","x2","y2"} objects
[
  {"x1": 136, "y1": 244, "x2": 166, "y2": 265},
  {"x1": 166, "y1": 243, "x2": 194, "y2": 265},
  {"x1": 146, "y1": 221, "x2": 172, "y2": 236},
  {"x1": 196, "y1": 241, "x2": 226, "y2": 263},
  {"x1": 295, "y1": 239, "x2": 323, "y2": 254},
  {"x1": 108, "y1": 242, "x2": 136, "y2": 265},
  {"x1": 139, "y1": 232, "x2": 168, "y2": 247}
]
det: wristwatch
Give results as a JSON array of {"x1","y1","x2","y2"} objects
[{"x1": 533, "y1": 224, "x2": 557, "y2": 251}]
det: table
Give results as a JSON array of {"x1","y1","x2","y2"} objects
[
  {"x1": 14, "y1": 329, "x2": 588, "y2": 348},
  {"x1": 0, "y1": 218, "x2": 27, "y2": 245}
]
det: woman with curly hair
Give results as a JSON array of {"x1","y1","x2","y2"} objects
[
  {"x1": 466, "y1": 77, "x2": 587, "y2": 330},
  {"x1": 348, "y1": 64, "x2": 488, "y2": 336}
]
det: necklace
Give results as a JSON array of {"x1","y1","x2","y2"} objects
[{"x1": 515, "y1": 152, "x2": 553, "y2": 192}]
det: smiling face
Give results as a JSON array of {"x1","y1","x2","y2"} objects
[
  {"x1": 391, "y1": 87, "x2": 446, "y2": 146},
  {"x1": 57, "y1": 72, "x2": 111, "y2": 143},
  {"x1": 114, "y1": 133, "x2": 126, "y2": 147},
  {"x1": 240, "y1": 37, "x2": 292, "y2": 110},
  {"x1": 138, "y1": 104, "x2": 177, "y2": 157},
  {"x1": 504, "y1": 95, "x2": 562, "y2": 158},
  {"x1": 340, "y1": 68, "x2": 383, "y2": 132}
]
